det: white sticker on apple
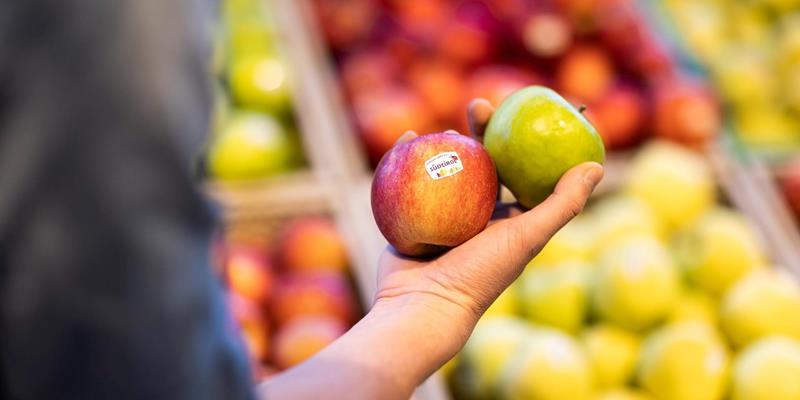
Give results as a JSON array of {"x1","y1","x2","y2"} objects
[{"x1": 425, "y1": 151, "x2": 463, "y2": 180}]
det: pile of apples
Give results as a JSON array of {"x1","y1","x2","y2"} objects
[
  {"x1": 315, "y1": 0, "x2": 721, "y2": 166},
  {"x1": 447, "y1": 141, "x2": 800, "y2": 400},
  {"x1": 778, "y1": 157, "x2": 800, "y2": 221},
  {"x1": 660, "y1": 0, "x2": 800, "y2": 153},
  {"x1": 205, "y1": 0, "x2": 305, "y2": 181},
  {"x1": 218, "y1": 217, "x2": 361, "y2": 380}
]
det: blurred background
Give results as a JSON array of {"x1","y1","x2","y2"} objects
[{"x1": 206, "y1": 0, "x2": 800, "y2": 399}]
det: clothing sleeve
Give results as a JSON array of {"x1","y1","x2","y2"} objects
[{"x1": 0, "y1": 1, "x2": 254, "y2": 399}]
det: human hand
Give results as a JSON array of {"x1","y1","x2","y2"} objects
[{"x1": 372, "y1": 98, "x2": 604, "y2": 347}]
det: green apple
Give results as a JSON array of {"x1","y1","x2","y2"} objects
[
  {"x1": 581, "y1": 324, "x2": 641, "y2": 388},
  {"x1": 457, "y1": 317, "x2": 534, "y2": 399},
  {"x1": 720, "y1": 269, "x2": 800, "y2": 348},
  {"x1": 674, "y1": 207, "x2": 766, "y2": 296},
  {"x1": 519, "y1": 261, "x2": 590, "y2": 333},
  {"x1": 595, "y1": 388, "x2": 655, "y2": 400},
  {"x1": 589, "y1": 195, "x2": 666, "y2": 256},
  {"x1": 208, "y1": 111, "x2": 296, "y2": 180},
  {"x1": 500, "y1": 327, "x2": 593, "y2": 400},
  {"x1": 626, "y1": 141, "x2": 715, "y2": 232},
  {"x1": 228, "y1": 53, "x2": 291, "y2": 113},
  {"x1": 484, "y1": 86, "x2": 605, "y2": 209},
  {"x1": 593, "y1": 235, "x2": 680, "y2": 331},
  {"x1": 668, "y1": 288, "x2": 718, "y2": 326},
  {"x1": 637, "y1": 322, "x2": 730, "y2": 400},
  {"x1": 732, "y1": 336, "x2": 800, "y2": 400}
]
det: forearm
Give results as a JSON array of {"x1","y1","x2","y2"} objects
[{"x1": 259, "y1": 295, "x2": 475, "y2": 400}]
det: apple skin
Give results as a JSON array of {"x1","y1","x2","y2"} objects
[
  {"x1": 583, "y1": 84, "x2": 647, "y2": 150},
  {"x1": 460, "y1": 64, "x2": 542, "y2": 133},
  {"x1": 269, "y1": 272, "x2": 359, "y2": 327},
  {"x1": 272, "y1": 316, "x2": 347, "y2": 369},
  {"x1": 484, "y1": 86, "x2": 605, "y2": 209},
  {"x1": 653, "y1": 79, "x2": 720, "y2": 149},
  {"x1": 353, "y1": 87, "x2": 435, "y2": 166},
  {"x1": 371, "y1": 132, "x2": 498, "y2": 257},
  {"x1": 779, "y1": 158, "x2": 800, "y2": 219},
  {"x1": 225, "y1": 245, "x2": 274, "y2": 305},
  {"x1": 276, "y1": 217, "x2": 349, "y2": 274},
  {"x1": 208, "y1": 112, "x2": 296, "y2": 180},
  {"x1": 556, "y1": 44, "x2": 615, "y2": 103}
]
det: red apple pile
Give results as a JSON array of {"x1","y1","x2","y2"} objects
[
  {"x1": 314, "y1": 0, "x2": 721, "y2": 164},
  {"x1": 778, "y1": 158, "x2": 800, "y2": 221},
  {"x1": 218, "y1": 217, "x2": 361, "y2": 379}
]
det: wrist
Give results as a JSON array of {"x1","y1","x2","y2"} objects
[{"x1": 369, "y1": 291, "x2": 478, "y2": 366}]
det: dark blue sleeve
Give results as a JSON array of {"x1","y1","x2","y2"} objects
[{"x1": 0, "y1": 1, "x2": 255, "y2": 399}]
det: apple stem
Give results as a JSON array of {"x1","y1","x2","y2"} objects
[{"x1": 578, "y1": 105, "x2": 587, "y2": 114}]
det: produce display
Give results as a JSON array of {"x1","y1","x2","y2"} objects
[
  {"x1": 218, "y1": 217, "x2": 362, "y2": 380},
  {"x1": 204, "y1": 1, "x2": 800, "y2": 398},
  {"x1": 447, "y1": 141, "x2": 800, "y2": 400},
  {"x1": 314, "y1": 0, "x2": 722, "y2": 166},
  {"x1": 658, "y1": 0, "x2": 800, "y2": 155},
  {"x1": 206, "y1": 0, "x2": 305, "y2": 181},
  {"x1": 657, "y1": 0, "x2": 800, "y2": 223}
]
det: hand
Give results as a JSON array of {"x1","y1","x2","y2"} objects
[{"x1": 373, "y1": 98, "x2": 604, "y2": 349}]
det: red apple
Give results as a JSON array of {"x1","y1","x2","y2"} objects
[
  {"x1": 353, "y1": 87, "x2": 435, "y2": 166},
  {"x1": 653, "y1": 79, "x2": 720, "y2": 149},
  {"x1": 627, "y1": 35, "x2": 677, "y2": 83},
  {"x1": 556, "y1": 44, "x2": 615, "y2": 103},
  {"x1": 583, "y1": 84, "x2": 647, "y2": 150},
  {"x1": 228, "y1": 292, "x2": 270, "y2": 362},
  {"x1": 272, "y1": 316, "x2": 347, "y2": 369},
  {"x1": 339, "y1": 48, "x2": 398, "y2": 96},
  {"x1": 555, "y1": 0, "x2": 632, "y2": 34},
  {"x1": 595, "y1": 3, "x2": 647, "y2": 53},
  {"x1": 371, "y1": 132, "x2": 498, "y2": 256},
  {"x1": 276, "y1": 217, "x2": 349, "y2": 274},
  {"x1": 465, "y1": 65, "x2": 542, "y2": 108},
  {"x1": 461, "y1": 65, "x2": 541, "y2": 134},
  {"x1": 778, "y1": 158, "x2": 800, "y2": 219},
  {"x1": 407, "y1": 58, "x2": 465, "y2": 126},
  {"x1": 521, "y1": 12, "x2": 573, "y2": 58},
  {"x1": 434, "y1": 1, "x2": 500, "y2": 65},
  {"x1": 270, "y1": 272, "x2": 359, "y2": 326},
  {"x1": 226, "y1": 245, "x2": 274, "y2": 305},
  {"x1": 314, "y1": 0, "x2": 379, "y2": 50},
  {"x1": 390, "y1": 0, "x2": 451, "y2": 39}
]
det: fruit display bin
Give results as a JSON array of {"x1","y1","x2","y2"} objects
[
  {"x1": 267, "y1": 0, "x2": 800, "y2": 399},
  {"x1": 208, "y1": 0, "x2": 800, "y2": 397},
  {"x1": 638, "y1": 0, "x2": 800, "y2": 243}
]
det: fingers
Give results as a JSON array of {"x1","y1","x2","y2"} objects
[
  {"x1": 508, "y1": 162, "x2": 603, "y2": 258},
  {"x1": 467, "y1": 99, "x2": 494, "y2": 141}
]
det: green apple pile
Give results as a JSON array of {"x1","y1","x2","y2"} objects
[
  {"x1": 206, "y1": 0, "x2": 304, "y2": 181},
  {"x1": 448, "y1": 141, "x2": 800, "y2": 400},
  {"x1": 660, "y1": 0, "x2": 800, "y2": 154}
]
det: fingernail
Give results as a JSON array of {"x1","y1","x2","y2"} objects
[{"x1": 582, "y1": 164, "x2": 604, "y2": 189}]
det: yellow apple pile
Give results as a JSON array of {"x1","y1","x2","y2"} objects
[
  {"x1": 207, "y1": 0, "x2": 304, "y2": 181},
  {"x1": 448, "y1": 141, "x2": 800, "y2": 400},
  {"x1": 660, "y1": 0, "x2": 800, "y2": 153}
]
